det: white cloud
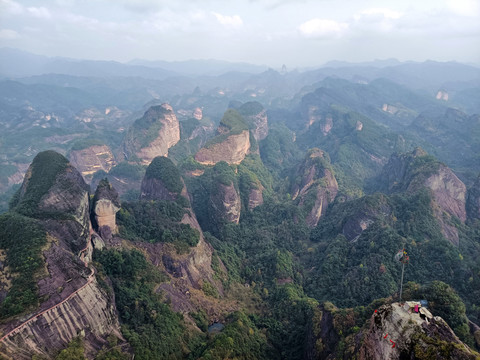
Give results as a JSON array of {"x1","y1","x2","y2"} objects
[
  {"x1": 0, "y1": 0, "x2": 24, "y2": 14},
  {"x1": 446, "y1": 0, "x2": 480, "y2": 17},
  {"x1": 298, "y1": 18, "x2": 348, "y2": 38},
  {"x1": 213, "y1": 12, "x2": 243, "y2": 28},
  {"x1": 355, "y1": 8, "x2": 403, "y2": 20},
  {"x1": 27, "y1": 6, "x2": 52, "y2": 19},
  {"x1": 0, "y1": 28, "x2": 20, "y2": 39}
]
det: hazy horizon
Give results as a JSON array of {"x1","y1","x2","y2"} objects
[{"x1": 1, "y1": 0, "x2": 479, "y2": 68}]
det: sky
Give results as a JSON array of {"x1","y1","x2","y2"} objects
[{"x1": 0, "y1": 0, "x2": 479, "y2": 67}]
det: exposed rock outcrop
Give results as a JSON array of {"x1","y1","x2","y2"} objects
[
  {"x1": 292, "y1": 149, "x2": 338, "y2": 228},
  {"x1": 195, "y1": 131, "x2": 250, "y2": 165},
  {"x1": 69, "y1": 145, "x2": 115, "y2": 183},
  {"x1": 238, "y1": 101, "x2": 268, "y2": 141},
  {"x1": 436, "y1": 90, "x2": 449, "y2": 101},
  {"x1": 0, "y1": 279, "x2": 122, "y2": 360},
  {"x1": 12, "y1": 151, "x2": 90, "y2": 252},
  {"x1": 140, "y1": 156, "x2": 184, "y2": 201},
  {"x1": 0, "y1": 151, "x2": 125, "y2": 359},
  {"x1": 92, "y1": 178, "x2": 120, "y2": 236},
  {"x1": 248, "y1": 186, "x2": 264, "y2": 210},
  {"x1": 123, "y1": 104, "x2": 180, "y2": 165},
  {"x1": 467, "y1": 175, "x2": 480, "y2": 222},
  {"x1": 210, "y1": 182, "x2": 241, "y2": 225},
  {"x1": 195, "y1": 109, "x2": 251, "y2": 165},
  {"x1": 380, "y1": 148, "x2": 467, "y2": 245},
  {"x1": 358, "y1": 303, "x2": 477, "y2": 360}
]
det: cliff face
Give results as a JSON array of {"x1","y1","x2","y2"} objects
[
  {"x1": 92, "y1": 179, "x2": 121, "y2": 236},
  {"x1": 248, "y1": 186, "x2": 264, "y2": 210},
  {"x1": 0, "y1": 279, "x2": 122, "y2": 360},
  {"x1": 140, "y1": 156, "x2": 184, "y2": 201},
  {"x1": 124, "y1": 104, "x2": 180, "y2": 165},
  {"x1": 1, "y1": 151, "x2": 125, "y2": 359},
  {"x1": 195, "y1": 130, "x2": 250, "y2": 165},
  {"x1": 358, "y1": 303, "x2": 477, "y2": 360},
  {"x1": 292, "y1": 149, "x2": 338, "y2": 228},
  {"x1": 380, "y1": 148, "x2": 467, "y2": 244},
  {"x1": 467, "y1": 175, "x2": 480, "y2": 222},
  {"x1": 237, "y1": 102, "x2": 268, "y2": 141},
  {"x1": 195, "y1": 109, "x2": 251, "y2": 166},
  {"x1": 69, "y1": 145, "x2": 115, "y2": 183},
  {"x1": 210, "y1": 182, "x2": 241, "y2": 225},
  {"x1": 13, "y1": 151, "x2": 90, "y2": 252}
]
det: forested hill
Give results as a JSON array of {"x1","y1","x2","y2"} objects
[{"x1": 0, "y1": 56, "x2": 479, "y2": 359}]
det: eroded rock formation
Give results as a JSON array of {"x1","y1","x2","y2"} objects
[
  {"x1": 69, "y1": 145, "x2": 115, "y2": 183},
  {"x1": 92, "y1": 178, "x2": 121, "y2": 236},
  {"x1": 380, "y1": 148, "x2": 467, "y2": 244},
  {"x1": 123, "y1": 104, "x2": 180, "y2": 165},
  {"x1": 292, "y1": 149, "x2": 338, "y2": 228}
]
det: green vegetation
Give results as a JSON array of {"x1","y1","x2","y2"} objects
[
  {"x1": 108, "y1": 162, "x2": 145, "y2": 181},
  {"x1": 55, "y1": 337, "x2": 85, "y2": 360},
  {"x1": 94, "y1": 249, "x2": 190, "y2": 360},
  {"x1": 145, "y1": 156, "x2": 183, "y2": 194},
  {"x1": 117, "y1": 200, "x2": 199, "y2": 253},
  {"x1": 204, "y1": 109, "x2": 249, "y2": 148},
  {"x1": 219, "y1": 109, "x2": 248, "y2": 132},
  {"x1": 11, "y1": 150, "x2": 69, "y2": 217},
  {"x1": 197, "y1": 311, "x2": 270, "y2": 360},
  {"x1": 0, "y1": 212, "x2": 46, "y2": 318},
  {"x1": 129, "y1": 106, "x2": 168, "y2": 148},
  {"x1": 238, "y1": 101, "x2": 264, "y2": 117},
  {"x1": 70, "y1": 138, "x2": 105, "y2": 151}
]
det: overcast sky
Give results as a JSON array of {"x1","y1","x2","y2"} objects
[{"x1": 0, "y1": 0, "x2": 479, "y2": 67}]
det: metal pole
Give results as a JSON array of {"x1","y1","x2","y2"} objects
[{"x1": 399, "y1": 261, "x2": 405, "y2": 302}]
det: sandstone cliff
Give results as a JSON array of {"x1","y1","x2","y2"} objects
[
  {"x1": 195, "y1": 109, "x2": 251, "y2": 165},
  {"x1": 292, "y1": 149, "x2": 338, "y2": 228},
  {"x1": 69, "y1": 144, "x2": 115, "y2": 183},
  {"x1": 0, "y1": 151, "x2": 124, "y2": 359},
  {"x1": 123, "y1": 104, "x2": 180, "y2": 165},
  {"x1": 238, "y1": 101, "x2": 269, "y2": 141},
  {"x1": 12, "y1": 151, "x2": 90, "y2": 252},
  {"x1": 140, "y1": 156, "x2": 184, "y2": 201},
  {"x1": 358, "y1": 303, "x2": 477, "y2": 360},
  {"x1": 380, "y1": 148, "x2": 467, "y2": 245},
  {"x1": 210, "y1": 182, "x2": 242, "y2": 225},
  {"x1": 91, "y1": 178, "x2": 121, "y2": 237}
]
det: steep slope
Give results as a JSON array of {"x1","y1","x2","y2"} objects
[
  {"x1": 358, "y1": 303, "x2": 478, "y2": 360},
  {"x1": 91, "y1": 178, "x2": 121, "y2": 238},
  {"x1": 292, "y1": 149, "x2": 338, "y2": 227},
  {"x1": 0, "y1": 151, "x2": 124, "y2": 359},
  {"x1": 237, "y1": 101, "x2": 269, "y2": 141},
  {"x1": 123, "y1": 104, "x2": 180, "y2": 165},
  {"x1": 195, "y1": 109, "x2": 251, "y2": 165},
  {"x1": 380, "y1": 148, "x2": 467, "y2": 244},
  {"x1": 68, "y1": 142, "x2": 115, "y2": 183}
]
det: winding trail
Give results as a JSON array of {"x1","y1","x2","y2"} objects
[{"x1": 0, "y1": 240, "x2": 94, "y2": 344}]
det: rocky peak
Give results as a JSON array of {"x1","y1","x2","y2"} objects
[
  {"x1": 123, "y1": 103, "x2": 180, "y2": 165},
  {"x1": 195, "y1": 109, "x2": 251, "y2": 165},
  {"x1": 209, "y1": 162, "x2": 241, "y2": 226},
  {"x1": 292, "y1": 148, "x2": 338, "y2": 228},
  {"x1": 380, "y1": 148, "x2": 467, "y2": 244},
  {"x1": 11, "y1": 150, "x2": 90, "y2": 252},
  {"x1": 359, "y1": 302, "x2": 477, "y2": 359},
  {"x1": 92, "y1": 178, "x2": 120, "y2": 238},
  {"x1": 238, "y1": 101, "x2": 269, "y2": 141},
  {"x1": 140, "y1": 156, "x2": 184, "y2": 201}
]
